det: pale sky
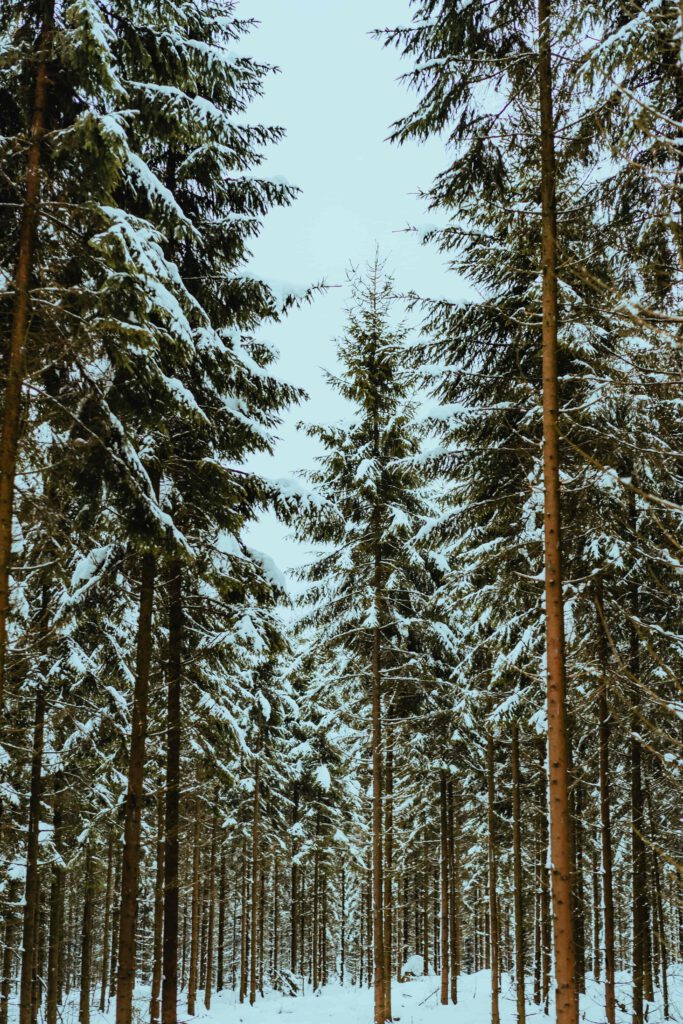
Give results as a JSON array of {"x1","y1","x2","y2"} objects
[{"x1": 241, "y1": 1, "x2": 461, "y2": 585}]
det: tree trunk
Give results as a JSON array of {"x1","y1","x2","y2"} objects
[
  {"x1": 591, "y1": 848, "x2": 600, "y2": 984},
  {"x1": 47, "y1": 775, "x2": 65, "y2": 1024},
  {"x1": 383, "y1": 734, "x2": 394, "y2": 1020},
  {"x1": 249, "y1": 763, "x2": 261, "y2": 1006},
  {"x1": 217, "y1": 847, "x2": 226, "y2": 993},
  {"x1": 537, "y1": 0, "x2": 578, "y2": 1017},
  {"x1": 371, "y1": 564, "x2": 386, "y2": 1022},
  {"x1": 290, "y1": 787, "x2": 299, "y2": 975},
  {"x1": 447, "y1": 779, "x2": 460, "y2": 1003},
  {"x1": 239, "y1": 843, "x2": 248, "y2": 1004},
  {"x1": 629, "y1": 599, "x2": 648, "y2": 1024},
  {"x1": 646, "y1": 789, "x2": 669, "y2": 1020},
  {"x1": 0, "y1": 10, "x2": 53, "y2": 707},
  {"x1": 340, "y1": 866, "x2": 346, "y2": 986},
  {"x1": 0, "y1": 888, "x2": 18, "y2": 1024},
  {"x1": 78, "y1": 851, "x2": 93, "y2": 1024},
  {"x1": 487, "y1": 735, "x2": 500, "y2": 1024},
  {"x1": 109, "y1": 851, "x2": 121, "y2": 1000},
  {"x1": 187, "y1": 800, "x2": 202, "y2": 1016},
  {"x1": 312, "y1": 834, "x2": 319, "y2": 992},
  {"x1": 597, "y1": 611, "x2": 616, "y2": 1024},
  {"x1": 116, "y1": 551, "x2": 157, "y2": 1024},
  {"x1": 537, "y1": 741, "x2": 552, "y2": 1013},
  {"x1": 573, "y1": 768, "x2": 586, "y2": 994},
  {"x1": 204, "y1": 797, "x2": 218, "y2": 1010},
  {"x1": 98, "y1": 833, "x2": 114, "y2": 1014},
  {"x1": 150, "y1": 791, "x2": 165, "y2": 1024},
  {"x1": 511, "y1": 722, "x2": 526, "y2": 1024},
  {"x1": 162, "y1": 560, "x2": 182, "y2": 1024},
  {"x1": 439, "y1": 772, "x2": 450, "y2": 1006},
  {"x1": 19, "y1": 689, "x2": 46, "y2": 1024}
]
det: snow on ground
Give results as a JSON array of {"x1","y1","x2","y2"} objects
[{"x1": 37, "y1": 968, "x2": 683, "y2": 1024}]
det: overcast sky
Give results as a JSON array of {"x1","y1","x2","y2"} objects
[{"x1": 241, "y1": 1, "x2": 462, "y2": 584}]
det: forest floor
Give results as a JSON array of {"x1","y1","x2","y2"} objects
[{"x1": 44, "y1": 969, "x2": 683, "y2": 1024}]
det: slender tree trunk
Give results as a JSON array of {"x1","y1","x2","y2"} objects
[
  {"x1": 596, "y1": 606, "x2": 616, "y2": 1024},
  {"x1": 162, "y1": 560, "x2": 182, "y2": 1024},
  {"x1": 204, "y1": 797, "x2": 218, "y2": 1010},
  {"x1": 439, "y1": 772, "x2": 450, "y2": 1006},
  {"x1": 249, "y1": 761, "x2": 261, "y2": 1007},
  {"x1": 383, "y1": 733, "x2": 394, "y2": 1020},
  {"x1": 511, "y1": 723, "x2": 526, "y2": 1024},
  {"x1": 47, "y1": 775, "x2": 65, "y2": 1024},
  {"x1": 0, "y1": 10, "x2": 53, "y2": 707},
  {"x1": 239, "y1": 844, "x2": 248, "y2": 1004},
  {"x1": 116, "y1": 551, "x2": 157, "y2": 1024},
  {"x1": 573, "y1": 768, "x2": 586, "y2": 994},
  {"x1": 290, "y1": 787, "x2": 299, "y2": 975},
  {"x1": 340, "y1": 866, "x2": 346, "y2": 986},
  {"x1": 150, "y1": 791, "x2": 165, "y2": 1024},
  {"x1": 79, "y1": 851, "x2": 94, "y2": 1024},
  {"x1": 646, "y1": 790, "x2": 669, "y2": 1020},
  {"x1": 537, "y1": 0, "x2": 578, "y2": 1018},
  {"x1": 537, "y1": 742, "x2": 552, "y2": 1013},
  {"x1": 217, "y1": 847, "x2": 226, "y2": 993},
  {"x1": 591, "y1": 848, "x2": 600, "y2": 984},
  {"x1": 447, "y1": 779, "x2": 459, "y2": 1003},
  {"x1": 99, "y1": 833, "x2": 114, "y2": 1014},
  {"x1": 371, "y1": 557, "x2": 386, "y2": 1022},
  {"x1": 312, "y1": 834, "x2": 319, "y2": 992},
  {"x1": 109, "y1": 851, "x2": 121, "y2": 1000},
  {"x1": 187, "y1": 800, "x2": 202, "y2": 1016},
  {"x1": 0, "y1": 888, "x2": 18, "y2": 1024},
  {"x1": 629, "y1": 589, "x2": 648, "y2": 1024},
  {"x1": 19, "y1": 689, "x2": 46, "y2": 1024},
  {"x1": 487, "y1": 735, "x2": 500, "y2": 1024}
]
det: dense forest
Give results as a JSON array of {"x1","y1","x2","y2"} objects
[{"x1": 0, "y1": 3, "x2": 681, "y2": 1024}]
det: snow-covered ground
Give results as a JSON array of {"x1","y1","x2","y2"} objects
[{"x1": 38, "y1": 969, "x2": 683, "y2": 1024}]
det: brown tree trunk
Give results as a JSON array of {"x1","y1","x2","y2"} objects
[
  {"x1": 439, "y1": 772, "x2": 450, "y2": 1006},
  {"x1": 78, "y1": 850, "x2": 93, "y2": 1024},
  {"x1": 109, "y1": 852, "x2": 121, "y2": 1000},
  {"x1": 150, "y1": 791, "x2": 165, "y2": 1024},
  {"x1": 487, "y1": 735, "x2": 500, "y2": 1024},
  {"x1": 47, "y1": 775, "x2": 65, "y2": 1024},
  {"x1": 19, "y1": 689, "x2": 46, "y2": 1024},
  {"x1": 447, "y1": 779, "x2": 460, "y2": 1003},
  {"x1": 596, "y1": 608, "x2": 616, "y2": 1024},
  {"x1": 573, "y1": 769, "x2": 586, "y2": 994},
  {"x1": 646, "y1": 790, "x2": 669, "y2": 1019},
  {"x1": 187, "y1": 800, "x2": 202, "y2": 1016},
  {"x1": 217, "y1": 847, "x2": 226, "y2": 992},
  {"x1": 161, "y1": 560, "x2": 182, "y2": 1024},
  {"x1": 0, "y1": 12, "x2": 53, "y2": 707},
  {"x1": 116, "y1": 551, "x2": 157, "y2": 1024},
  {"x1": 629, "y1": 603, "x2": 648, "y2": 1024},
  {"x1": 0, "y1": 888, "x2": 18, "y2": 1024},
  {"x1": 239, "y1": 843, "x2": 248, "y2": 1004},
  {"x1": 98, "y1": 833, "x2": 114, "y2": 1014},
  {"x1": 340, "y1": 866, "x2": 346, "y2": 986},
  {"x1": 290, "y1": 787, "x2": 299, "y2": 975},
  {"x1": 383, "y1": 734, "x2": 393, "y2": 1020},
  {"x1": 591, "y1": 848, "x2": 600, "y2": 984},
  {"x1": 536, "y1": 742, "x2": 552, "y2": 1013},
  {"x1": 312, "y1": 835, "x2": 319, "y2": 992},
  {"x1": 204, "y1": 797, "x2": 218, "y2": 1010},
  {"x1": 371, "y1": 562, "x2": 386, "y2": 1022},
  {"x1": 249, "y1": 762, "x2": 261, "y2": 1007},
  {"x1": 511, "y1": 722, "x2": 526, "y2": 1024},
  {"x1": 537, "y1": 0, "x2": 578, "y2": 1018}
]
